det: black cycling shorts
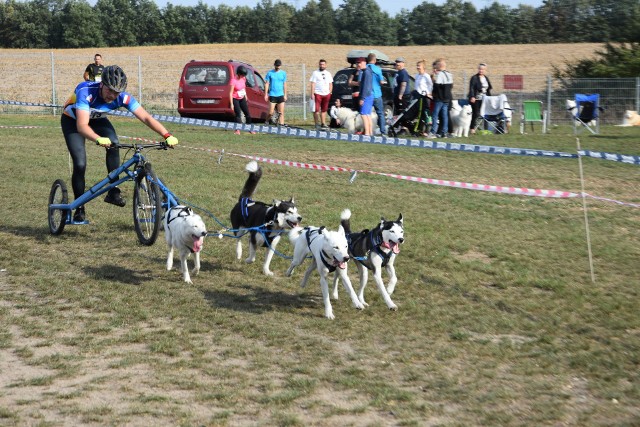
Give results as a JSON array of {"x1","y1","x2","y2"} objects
[{"x1": 269, "y1": 96, "x2": 285, "y2": 104}]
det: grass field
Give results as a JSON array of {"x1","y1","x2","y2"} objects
[{"x1": 0, "y1": 114, "x2": 639, "y2": 426}]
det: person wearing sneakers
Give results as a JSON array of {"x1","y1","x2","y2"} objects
[
  {"x1": 61, "y1": 65, "x2": 178, "y2": 223},
  {"x1": 229, "y1": 65, "x2": 255, "y2": 135},
  {"x1": 309, "y1": 59, "x2": 333, "y2": 130},
  {"x1": 264, "y1": 59, "x2": 287, "y2": 125}
]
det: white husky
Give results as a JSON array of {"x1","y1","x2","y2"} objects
[
  {"x1": 286, "y1": 210, "x2": 365, "y2": 319},
  {"x1": 334, "y1": 107, "x2": 378, "y2": 134},
  {"x1": 163, "y1": 205, "x2": 207, "y2": 284},
  {"x1": 450, "y1": 100, "x2": 472, "y2": 137}
]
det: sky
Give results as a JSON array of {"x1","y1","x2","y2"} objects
[{"x1": 155, "y1": 0, "x2": 545, "y2": 17}]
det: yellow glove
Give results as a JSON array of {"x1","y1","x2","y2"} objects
[
  {"x1": 164, "y1": 134, "x2": 178, "y2": 146},
  {"x1": 96, "y1": 137, "x2": 112, "y2": 147}
]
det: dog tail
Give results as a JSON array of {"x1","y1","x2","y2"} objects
[
  {"x1": 340, "y1": 209, "x2": 352, "y2": 234},
  {"x1": 239, "y1": 161, "x2": 262, "y2": 199},
  {"x1": 287, "y1": 226, "x2": 305, "y2": 244}
]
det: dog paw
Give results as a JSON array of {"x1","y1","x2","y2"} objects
[
  {"x1": 264, "y1": 270, "x2": 274, "y2": 277},
  {"x1": 388, "y1": 303, "x2": 398, "y2": 311},
  {"x1": 191, "y1": 268, "x2": 200, "y2": 276},
  {"x1": 244, "y1": 258, "x2": 255, "y2": 264},
  {"x1": 325, "y1": 312, "x2": 335, "y2": 320},
  {"x1": 184, "y1": 278, "x2": 193, "y2": 284},
  {"x1": 354, "y1": 302, "x2": 365, "y2": 310}
]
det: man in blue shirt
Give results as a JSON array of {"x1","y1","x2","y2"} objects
[
  {"x1": 357, "y1": 57, "x2": 374, "y2": 136},
  {"x1": 61, "y1": 65, "x2": 178, "y2": 222},
  {"x1": 366, "y1": 53, "x2": 387, "y2": 135},
  {"x1": 264, "y1": 59, "x2": 287, "y2": 125}
]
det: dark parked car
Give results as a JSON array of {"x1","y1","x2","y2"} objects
[
  {"x1": 329, "y1": 50, "x2": 414, "y2": 121},
  {"x1": 178, "y1": 60, "x2": 269, "y2": 122}
]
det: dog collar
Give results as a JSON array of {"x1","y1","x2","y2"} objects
[{"x1": 320, "y1": 250, "x2": 337, "y2": 272}]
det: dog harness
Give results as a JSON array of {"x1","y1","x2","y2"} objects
[
  {"x1": 347, "y1": 229, "x2": 392, "y2": 270},
  {"x1": 166, "y1": 206, "x2": 192, "y2": 224},
  {"x1": 304, "y1": 227, "x2": 337, "y2": 272},
  {"x1": 239, "y1": 197, "x2": 254, "y2": 222}
]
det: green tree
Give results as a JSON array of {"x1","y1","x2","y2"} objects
[
  {"x1": 553, "y1": 42, "x2": 640, "y2": 78},
  {"x1": 59, "y1": 0, "x2": 104, "y2": 48},
  {"x1": 133, "y1": 0, "x2": 166, "y2": 46},
  {"x1": 477, "y1": 2, "x2": 514, "y2": 44},
  {"x1": 95, "y1": 0, "x2": 137, "y2": 46},
  {"x1": 208, "y1": 5, "x2": 245, "y2": 43},
  {"x1": 0, "y1": 0, "x2": 52, "y2": 48},
  {"x1": 511, "y1": 5, "x2": 538, "y2": 44},
  {"x1": 248, "y1": 0, "x2": 294, "y2": 42},
  {"x1": 335, "y1": 0, "x2": 396, "y2": 45}
]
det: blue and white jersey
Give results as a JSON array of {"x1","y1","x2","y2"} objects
[{"x1": 63, "y1": 81, "x2": 140, "y2": 120}]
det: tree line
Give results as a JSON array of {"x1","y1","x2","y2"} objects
[{"x1": 1, "y1": 0, "x2": 638, "y2": 49}]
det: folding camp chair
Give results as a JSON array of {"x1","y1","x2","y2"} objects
[
  {"x1": 570, "y1": 93, "x2": 601, "y2": 135},
  {"x1": 520, "y1": 100, "x2": 547, "y2": 134},
  {"x1": 477, "y1": 94, "x2": 510, "y2": 134}
]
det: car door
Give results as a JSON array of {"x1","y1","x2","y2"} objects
[{"x1": 244, "y1": 69, "x2": 268, "y2": 122}]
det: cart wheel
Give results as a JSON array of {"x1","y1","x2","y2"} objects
[
  {"x1": 133, "y1": 163, "x2": 162, "y2": 246},
  {"x1": 48, "y1": 179, "x2": 69, "y2": 235}
]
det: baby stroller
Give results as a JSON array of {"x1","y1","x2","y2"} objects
[{"x1": 388, "y1": 94, "x2": 431, "y2": 137}]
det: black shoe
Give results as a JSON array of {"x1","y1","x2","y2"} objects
[
  {"x1": 73, "y1": 207, "x2": 85, "y2": 222},
  {"x1": 104, "y1": 187, "x2": 126, "y2": 207}
]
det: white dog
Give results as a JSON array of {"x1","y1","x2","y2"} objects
[
  {"x1": 620, "y1": 110, "x2": 640, "y2": 126},
  {"x1": 450, "y1": 100, "x2": 472, "y2": 137},
  {"x1": 334, "y1": 107, "x2": 378, "y2": 134},
  {"x1": 286, "y1": 210, "x2": 365, "y2": 320},
  {"x1": 163, "y1": 205, "x2": 207, "y2": 284}
]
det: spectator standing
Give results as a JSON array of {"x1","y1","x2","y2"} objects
[
  {"x1": 357, "y1": 57, "x2": 374, "y2": 136},
  {"x1": 468, "y1": 62, "x2": 492, "y2": 134},
  {"x1": 413, "y1": 59, "x2": 434, "y2": 136},
  {"x1": 430, "y1": 58, "x2": 454, "y2": 138},
  {"x1": 229, "y1": 66, "x2": 255, "y2": 135},
  {"x1": 309, "y1": 59, "x2": 333, "y2": 130},
  {"x1": 366, "y1": 53, "x2": 387, "y2": 135},
  {"x1": 62, "y1": 65, "x2": 178, "y2": 222},
  {"x1": 393, "y1": 57, "x2": 410, "y2": 114},
  {"x1": 264, "y1": 59, "x2": 287, "y2": 126},
  {"x1": 83, "y1": 53, "x2": 104, "y2": 82},
  {"x1": 348, "y1": 66, "x2": 361, "y2": 111}
]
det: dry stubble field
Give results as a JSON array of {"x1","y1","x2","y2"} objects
[{"x1": 0, "y1": 43, "x2": 603, "y2": 105}]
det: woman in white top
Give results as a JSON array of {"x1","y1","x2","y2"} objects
[{"x1": 411, "y1": 59, "x2": 434, "y2": 136}]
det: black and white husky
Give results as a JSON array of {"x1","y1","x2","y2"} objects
[
  {"x1": 332, "y1": 210, "x2": 404, "y2": 310},
  {"x1": 230, "y1": 161, "x2": 302, "y2": 276},
  {"x1": 286, "y1": 209, "x2": 365, "y2": 320},
  {"x1": 163, "y1": 205, "x2": 208, "y2": 284}
]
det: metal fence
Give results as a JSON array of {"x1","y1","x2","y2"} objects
[{"x1": 1, "y1": 52, "x2": 639, "y2": 126}]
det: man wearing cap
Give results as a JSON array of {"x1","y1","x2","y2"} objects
[
  {"x1": 393, "y1": 57, "x2": 410, "y2": 113},
  {"x1": 357, "y1": 57, "x2": 374, "y2": 136},
  {"x1": 265, "y1": 59, "x2": 287, "y2": 125}
]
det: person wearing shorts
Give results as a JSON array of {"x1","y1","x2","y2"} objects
[
  {"x1": 264, "y1": 59, "x2": 287, "y2": 125},
  {"x1": 357, "y1": 57, "x2": 374, "y2": 136},
  {"x1": 309, "y1": 59, "x2": 333, "y2": 130}
]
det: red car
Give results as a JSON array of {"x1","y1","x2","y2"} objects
[{"x1": 178, "y1": 60, "x2": 270, "y2": 122}]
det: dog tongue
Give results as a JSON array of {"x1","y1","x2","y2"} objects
[
  {"x1": 338, "y1": 261, "x2": 347, "y2": 269},
  {"x1": 391, "y1": 242, "x2": 400, "y2": 254},
  {"x1": 192, "y1": 236, "x2": 204, "y2": 253}
]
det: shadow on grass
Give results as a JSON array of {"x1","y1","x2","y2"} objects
[
  {"x1": 1, "y1": 225, "x2": 54, "y2": 243},
  {"x1": 83, "y1": 264, "x2": 154, "y2": 286},
  {"x1": 202, "y1": 283, "x2": 318, "y2": 315}
]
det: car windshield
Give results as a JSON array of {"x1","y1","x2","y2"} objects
[{"x1": 186, "y1": 65, "x2": 229, "y2": 86}]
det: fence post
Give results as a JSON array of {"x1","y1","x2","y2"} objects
[
  {"x1": 138, "y1": 56, "x2": 143, "y2": 103},
  {"x1": 302, "y1": 63, "x2": 307, "y2": 121},
  {"x1": 547, "y1": 74, "x2": 552, "y2": 128},
  {"x1": 51, "y1": 51, "x2": 56, "y2": 115},
  {"x1": 636, "y1": 76, "x2": 639, "y2": 113}
]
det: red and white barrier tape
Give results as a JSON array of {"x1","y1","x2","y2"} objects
[{"x1": 118, "y1": 137, "x2": 640, "y2": 208}]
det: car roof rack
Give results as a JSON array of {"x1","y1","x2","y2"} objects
[{"x1": 345, "y1": 49, "x2": 393, "y2": 67}]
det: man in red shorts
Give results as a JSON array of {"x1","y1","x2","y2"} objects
[{"x1": 309, "y1": 59, "x2": 333, "y2": 130}]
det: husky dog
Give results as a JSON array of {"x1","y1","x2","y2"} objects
[
  {"x1": 163, "y1": 205, "x2": 207, "y2": 284},
  {"x1": 450, "y1": 100, "x2": 472, "y2": 137},
  {"x1": 332, "y1": 211, "x2": 404, "y2": 310},
  {"x1": 286, "y1": 210, "x2": 365, "y2": 320},
  {"x1": 334, "y1": 107, "x2": 378, "y2": 134},
  {"x1": 230, "y1": 161, "x2": 302, "y2": 276}
]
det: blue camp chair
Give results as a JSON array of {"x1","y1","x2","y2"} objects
[{"x1": 570, "y1": 93, "x2": 601, "y2": 135}]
